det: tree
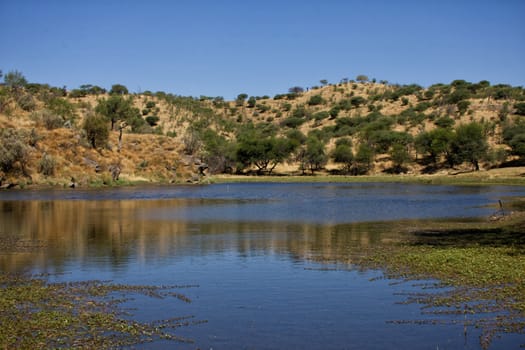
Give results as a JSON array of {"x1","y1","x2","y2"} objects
[
  {"x1": 83, "y1": 113, "x2": 109, "y2": 149},
  {"x1": 515, "y1": 102, "x2": 525, "y2": 116},
  {"x1": 46, "y1": 97, "x2": 77, "y2": 122},
  {"x1": 109, "y1": 84, "x2": 129, "y2": 95},
  {"x1": 236, "y1": 125, "x2": 295, "y2": 174},
  {"x1": 145, "y1": 115, "x2": 160, "y2": 126},
  {"x1": 95, "y1": 95, "x2": 139, "y2": 130},
  {"x1": 201, "y1": 129, "x2": 237, "y2": 174},
  {"x1": 356, "y1": 75, "x2": 368, "y2": 83},
  {"x1": 331, "y1": 138, "x2": 353, "y2": 172},
  {"x1": 288, "y1": 86, "x2": 304, "y2": 94},
  {"x1": 354, "y1": 143, "x2": 374, "y2": 173},
  {"x1": 450, "y1": 122, "x2": 488, "y2": 170},
  {"x1": 329, "y1": 106, "x2": 340, "y2": 119},
  {"x1": 320, "y1": 79, "x2": 328, "y2": 86},
  {"x1": 0, "y1": 129, "x2": 30, "y2": 175},
  {"x1": 247, "y1": 96, "x2": 256, "y2": 108},
  {"x1": 299, "y1": 136, "x2": 327, "y2": 174},
  {"x1": 502, "y1": 122, "x2": 525, "y2": 158},
  {"x1": 415, "y1": 128, "x2": 454, "y2": 164},
  {"x1": 235, "y1": 93, "x2": 248, "y2": 106},
  {"x1": 390, "y1": 143, "x2": 410, "y2": 173},
  {"x1": 457, "y1": 100, "x2": 471, "y2": 116},
  {"x1": 4, "y1": 70, "x2": 27, "y2": 90},
  {"x1": 350, "y1": 96, "x2": 366, "y2": 108},
  {"x1": 308, "y1": 94, "x2": 325, "y2": 106}
]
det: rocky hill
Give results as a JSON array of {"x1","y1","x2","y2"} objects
[{"x1": 1, "y1": 72, "x2": 524, "y2": 188}]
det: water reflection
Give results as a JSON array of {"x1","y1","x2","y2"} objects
[
  {"x1": 1, "y1": 182, "x2": 524, "y2": 274},
  {"x1": 0, "y1": 198, "x2": 404, "y2": 273}
]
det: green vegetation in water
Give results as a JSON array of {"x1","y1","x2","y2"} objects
[
  {"x1": 0, "y1": 273, "x2": 204, "y2": 349},
  {"x1": 356, "y1": 215, "x2": 525, "y2": 349}
]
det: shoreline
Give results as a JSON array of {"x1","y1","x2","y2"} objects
[{"x1": 2, "y1": 166, "x2": 525, "y2": 190}]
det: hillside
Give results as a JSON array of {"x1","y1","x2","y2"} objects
[{"x1": 1, "y1": 73, "x2": 525, "y2": 188}]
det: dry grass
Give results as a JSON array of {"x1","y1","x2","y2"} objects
[{"x1": 1, "y1": 82, "x2": 523, "y2": 187}]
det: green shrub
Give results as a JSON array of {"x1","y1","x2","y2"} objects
[
  {"x1": 16, "y1": 93, "x2": 36, "y2": 111},
  {"x1": 313, "y1": 111, "x2": 329, "y2": 121},
  {"x1": 281, "y1": 117, "x2": 305, "y2": 128},
  {"x1": 145, "y1": 115, "x2": 160, "y2": 126},
  {"x1": 308, "y1": 95, "x2": 325, "y2": 106},
  {"x1": 83, "y1": 113, "x2": 109, "y2": 149},
  {"x1": 0, "y1": 129, "x2": 29, "y2": 174},
  {"x1": 38, "y1": 154, "x2": 56, "y2": 176},
  {"x1": 514, "y1": 102, "x2": 525, "y2": 116}
]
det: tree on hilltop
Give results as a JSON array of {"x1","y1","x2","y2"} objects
[
  {"x1": 356, "y1": 75, "x2": 368, "y2": 83},
  {"x1": 109, "y1": 84, "x2": 129, "y2": 95},
  {"x1": 288, "y1": 86, "x2": 304, "y2": 94},
  {"x1": 4, "y1": 70, "x2": 27, "y2": 91}
]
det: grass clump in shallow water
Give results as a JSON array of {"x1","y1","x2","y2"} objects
[
  {"x1": 0, "y1": 273, "x2": 204, "y2": 349},
  {"x1": 359, "y1": 215, "x2": 525, "y2": 349}
]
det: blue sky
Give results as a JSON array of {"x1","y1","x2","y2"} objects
[{"x1": 1, "y1": 0, "x2": 524, "y2": 99}]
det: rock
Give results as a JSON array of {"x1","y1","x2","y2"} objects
[{"x1": 0, "y1": 183, "x2": 16, "y2": 190}]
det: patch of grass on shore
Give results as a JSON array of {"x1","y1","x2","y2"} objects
[{"x1": 211, "y1": 173, "x2": 525, "y2": 186}]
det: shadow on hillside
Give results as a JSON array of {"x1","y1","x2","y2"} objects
[{"x1": 497, "y1": 158, "x2": 525, "y2": 168}]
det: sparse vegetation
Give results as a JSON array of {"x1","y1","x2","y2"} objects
[{"x1": 0, "y1": 69, "x2": 524, "y2": 186}]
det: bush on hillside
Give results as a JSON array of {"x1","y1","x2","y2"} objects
[
  {"x1": 83, "y1": 113, "x2": 109, "y2": 149},
  {"x1": 0, "y1": 129, "x2": 30, "y2": 175}
]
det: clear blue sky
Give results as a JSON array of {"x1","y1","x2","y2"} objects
[{"x1": 1, "y1": 0, "x2": 524, "y2": 99}]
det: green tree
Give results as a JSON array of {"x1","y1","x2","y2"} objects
[
  {"x1": 0, "y1": 129, "x2": 30, "y2": 175},
  {"x1": 236, "y1": 93, "x2": 248, "y2": 106},
  {"x1": 288, "y1": 86, "x2": 304, "y2": 94},
  {"x1": 329, "y1": 106, "x2": 340, "y2": 119},
  {"x1": 350, "y1": 96, "x2": 366, "y2": 108},
  {"x1": 247, "y1": 96, "x2": 256, "y2": 108},
  {"x1": 201, "y1": 129, "x2": 237, "y2": 174},
  {"x1": 356, "y1": 75, "x2": 368, "y2": 83},
  {"x1": 502, "y1": 122, "x2": 525, "y2": 158},
  {"x1": 331, "y1": 138, "x2": 353, "y2": 172},
  {"x1": 4, "y1": 70, "x2": 27, "y2": 90},
  {"x1": 236, "y1": 125, "x2": 295, "y2": 174},
  {"x1": 514, "y1": 102, "x2": 525, "y2": 116},
  {"x1": 145, "y1": 115, "x2": 160, "y2": 126},
  {"x1": 320, "y1": 79, "x2": 328, "y2": 86},
  {"x1": 390, "y1": 143, "x2": 410, "y2": 173},
  {"x1": 308, "y1": 94, "x2": 325, "y2": 106},
  {"x1": 83, "y1": 113, "x2": 109, "y2": 149},
  {"x1": 450, "y1": 122, "x2": 488, "y2": 170},
  {"x1": 299, "y1": 136, "x2": 327, "y2": 174},
  {"x1": 457, "y1": 100, "x2": 470, "y2": 115},
  {"x1": 447, "y1": 88, "x2": 471, "y2": 104},
  {"x1": 109, "y1": 84, "x2": 129, "y2": 95},
  {"x1": 354, "y1": 143, "x2": 374, "y2": 174},
  {"x1": 95, "y1": 95, "x2": 140, "y2": 130},
  {"x1": 415, "y1": 128, "x2": 454, "y2": 164},
  {"x1": 46, "y1": 97, "x2": 77, "y2": 122},
  {"x1": 434, "y1": 116, "x2": 455, "y2": 129}
]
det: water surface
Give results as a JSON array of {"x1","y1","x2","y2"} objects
[{"x1": 1, "y1": 183, "x2": 524, "y2": 349}]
